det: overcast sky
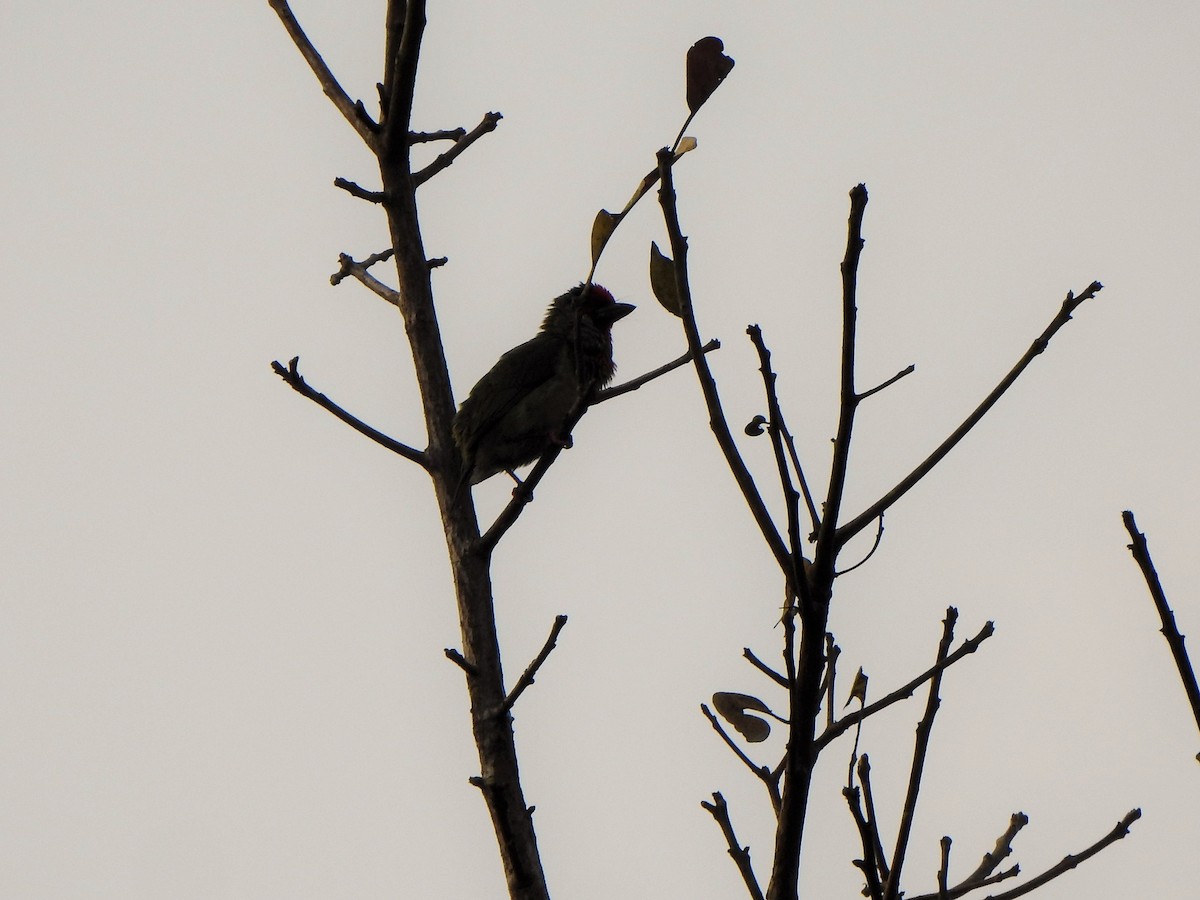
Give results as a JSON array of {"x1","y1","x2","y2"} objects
[{"x1": 4, "y1": 2, "x2": 1199, "y2": 898}]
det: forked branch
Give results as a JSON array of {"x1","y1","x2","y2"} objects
[{"x1": 838, "y1": 281, "x2": 1103, "y2": 545}]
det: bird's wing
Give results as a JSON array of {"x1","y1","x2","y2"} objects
[{"x1": 455, "y1": 334, "x2": 564, "y2": 447}]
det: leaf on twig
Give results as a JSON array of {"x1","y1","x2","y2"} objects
[
  {"x1": 649, "y1": 241, "x2": 682, "y2": 316},
  {"x1": 686, "y1": 37, "x2": 735, "y2": 113},
  {"x1": 744, "y1": 415, "x2": 768, "y2": 436},
  {"x1": 713, "y1": 691, "x2": 773, "y2": 743},
  {"x1": 591, "y1": 209, "x2": 620, "y2": 265},
  {"x1": 676, "y1": 135, "x2": 698, "y2": 155},
  {"x1": 844, "y1": 667, "x2": 869, "y2": 708}
]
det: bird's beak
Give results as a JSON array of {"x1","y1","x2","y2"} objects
[{"x1": 602, "y1": 302, "x2": 636, "y2": 325}]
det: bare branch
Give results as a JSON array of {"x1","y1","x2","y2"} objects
[
  {"x1": 413, "y1": 111, "x2": 504, "y2": 186},
  {"x1": 834, "y1": 515, "x2": 884, "y2": 577},
  {"x1": 883, "y1": 608, "x2": 959, "y2": 900},
  {"x1": 907, "y1": 868, "x2": 1018, "y2": 900},
  {"x1": 748, "y1": 324, "x2": 807, "y2": 591},
  {"x1": 858, "y1": 755, "x2": 889, "y2": 885},
  {"x1": 330, "y1": 252, "x2": 402, "y2": 305},
  {"x1": 963, "y1": 813, "x2": 1029, "y2": 884},
  {"x1": 701, "y1": 793, "x2": 766, "y2": 900},
  {"x1": 410, "y1": 127, "x2": 467, "y2": 144},
  {"x1": 822, "y1": 635, "x2": 840, "y2": 729},
  {"x1": 503, "y1": 616, "x2": 568, "y2": 711},
  {"x1": 844, "y1": 786, "x2": 885, "y2": 900},
  {"x1": 701, "y1": 704, "x2": 776, "y2": 793},
  {"x1": 270, "y1": 356, "x2": 428, "y2": 466},
  {"x1": 936, "y1": 836, "x2": 951, "y2": 900},
  {"x1": 381, "y1": 0, "x2": 426, "y2": 155},
  {"x1": 816, "y1": 620, "x2": 994, "y2": 751},
  {"x1": 445, "y1": 647, "x2": 477, "y2": 677},
  {"x1": 859, "y1": 363, "x2": 915, "y2": 402},
  {"x1": 838, "y1": 281, "x2": 1103, "y2": 544},
  {"x1": 744, "y1": 647, "x2": 790, "y2": 688},
  {"x1": 656, "y1": 147, "x2": 793, "y2": 588},
  {"x1": 812, "y1": 183, "x2": 869, "y2": 575},
  {"x1": 1122, "y1": 510, "x2": 1200, "y2": 750},
  {"x1": 334, "y1": 177, "x2": 388, "y2": 203},
  {"x1": 268, "y1": 0, "x2": 380, "y2": 151},
  {"x1": 597, "y1": 338, "x2": 721, "y2": 401},
  {"x1": 978, "y1": 809, "x2": 1141, "y2": 900}
]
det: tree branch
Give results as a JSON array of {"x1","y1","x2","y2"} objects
[
  {"x1": 816, "y1": 622, "x2": 992, "y2": 752},
  {"x1": 503, "y1": 615, "x2": 568, "y2": 711},
  {"x1": 744, "y1": 647, "x2": 790, "y2": 688},
  {"x1": 330, "y1": 252, "x2": 402, "y2": 304},
  {"x1": 413, "y1": 111, "x2": 504, "y2": 186},
  {"x1": 964, "y1": 812, "x2": 1028, "y2": 884},
  {"x1": 748, "y1": 325, "x2": 808, "y2": 587},
  {"x1": 270, "y1": 356, "x2": 428, "y2": 466},
  {"x1": 883, "y1": 608, "x2": 958, "y2": 900},
  {"x1": 1122, "y1": 509, "x2": 1200, "y2": 753},
  {"x1": 596, "y1": 338, "x2": 721, "y2": 401},
  {"x1": 812, "y1": 183, "x2": 869, "y2": 577},
  {"x1": 268, "y1": 0, "x2": 380, "y2": 151},
  {"x1": 701, "y1": 703, "x2": 777, "y2": 802},
  {"x1": 978, "y1": 809, "x2": 1141, "y2": 900},
  {"x1": 656, "y1": 147, "x2": 793, "y2": 587},
  {"x1": 837, "y1": 281, "x2": 1103, "y2": 544},
  {"x1": 334, "y1": 177, "x2": 388, "y2": 203},
  {"x1": 844, "y1": 786, "x2": 885, "y2": 900},
  {"x1": 702, "y1": 792, "x2": 766, "y2": 900},
  {"x1": 859, "y1": 364, "x2": 915, "y2": 402}
]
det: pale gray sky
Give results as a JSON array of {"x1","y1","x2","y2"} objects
[{"x1": 3, "y1": 2, "x2": 1199, "y2": 898}]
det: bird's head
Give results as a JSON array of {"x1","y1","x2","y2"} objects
[{"x1": 541, "y1": 283, "x2": 635, "y2": 337}]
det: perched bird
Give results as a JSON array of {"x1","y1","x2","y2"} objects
[{"x1": 452, "y1": 283, "x2": 635, "y2": 489}]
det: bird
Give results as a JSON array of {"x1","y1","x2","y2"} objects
[{"x1": 452, "y1": 283, "x2": 635, "y2": 491}]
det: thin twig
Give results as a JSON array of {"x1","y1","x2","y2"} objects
[
  {"x1": 843, "y1": 786, "x2": 885, "y2": 900},
  {"x1": 701, "y1": 704, "x2": 774, "y2": 787},
  {"x1": 837, "y1": 281, "x2": 1103, "y2": 545},
  {"x1": 268, "y1": 0, "x2": 379, "y2": 150},
  {"x1": 859, "y1": 364, "x2": 916, "y2": 402},
  {"x1": 656, "y1": 147, "x2": 793, "y2": 589},
  {"x1": 503, "y1": 616, "x2": 568, "y2": 711},
  {"x1": 977, "y1": 809, "x2": 1141, "y2": 900},
  {"x1": 962, "y1": 813, "x2": 1029, "y2": 884},
  {"x1": 701, "y1": 793, "x2": 766, "y2": 900},
  {"x1": 444, "y1": 647, "x2": 477, "y2": 677},
  {"x1": 748, "y1": 325, "x2": 806, "y2": 594},
  {"x1": 823, "y1": 635, "x2": 840, "y2": 730},
  {"x1": 816, "y1": 620, "x2": 993, "y2": 751},
  {"x1": 270, "y1": 357, "x2": 427, "y2": 466},
  {"x1": 334, "y1": 177, "x2": 388, "y2": 203},
  {"x1": 883, "y1": 608, "x2": 958, "y2": 900},
  {"x1": 1122, "y1": 510, "x2": 1200, "y2": 752},
  {"x1": 597, "y1": 338, "x2": 721, "y2": 401},
  {"x1": 744, "y1": 647, "x2": 790, "y2": 688},
  {"x1": 811, "y1": 184, "x2": 869, "y2": 576},
  {"x1": 834, "y1": 515, "x2": 885, "y2": 577},
  {"x1": 858, "y1": 755, "x2": 889, "y2": 885},
  {"x1": 330, "y1": 252, "x2": 402, "y2": 305},
  {"x1": 780, "y1": 426, "x2": 820, "y2": 539},
  {"x1": 410, "y1": 127, "x2": 467, "y2": 144},
  {"x1": 907, "y1": 868, "x2": 1018, "y2": 900},
  {"x1": 413, "y1": 111, "x2": 503, "y2": 186},
  {"x1": 936, "y1": 836, "x2": 952, "y2": 900}
]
